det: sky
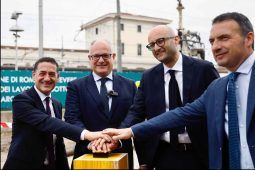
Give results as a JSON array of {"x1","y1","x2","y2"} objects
[{"x1": 1, "y1": 0, "x2": 255, "y2": 62}]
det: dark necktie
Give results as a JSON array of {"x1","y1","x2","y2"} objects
[
  {"x1": 168, "y1": 70, "x2": 183, "y2": 145},
  {"x1": 227, "y1": 72, "x2": 240, "y2": 169},
  {"x1": 100, "y1": 78, "x2": 110, "y2": 116},
  {"x1": 45, "y1": 97, "x2": 55, "y2": 170}
]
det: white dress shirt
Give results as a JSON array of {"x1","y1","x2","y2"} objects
[
  {"x1": 224, "y1": 52, "x2": 255, "y2": 169},
  {"x1": 92, "y1": 71, "x2": 113, "y2": 111},
  {"x1": 34, "y1": 85, "x2": 57, "y2": 165},
  {"x1": 161, "y1": 53, "x2": 191, "y2": 143}
]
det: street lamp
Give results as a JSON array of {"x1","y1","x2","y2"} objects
[{"x1": 9, "y1": 11, "x2": 24, "y2": 71}]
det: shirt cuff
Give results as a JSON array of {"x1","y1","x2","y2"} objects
[
  {"x1": 131, "y1": 128, "x2": 135, "y2": 138},
  {"x1": 118, "y1": 140, "x2": 123, "y2": 148},
  {"x1": 87, "y1": 141, "x2": 92, "y2": 150},
  {"x1": 80, "y1": 129, "x2": 88, "y2": 140}
]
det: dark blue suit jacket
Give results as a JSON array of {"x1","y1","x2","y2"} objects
[
  {"x1": 121, "y1": 55, "x2": 219, "y2": 167},
  {"x1": 132, "y1": 62, "x2": 255, "y2": 169},
  {"x1": 3, "y1": 87, "x2": 84, "y2": 170},
  {"x1": 64, "y1": 73, "x2": 137, "y2": 168}
]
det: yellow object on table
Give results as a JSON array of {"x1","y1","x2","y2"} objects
[{"x1": 73, "y1": 153, "x2": 128, "y2": 169}]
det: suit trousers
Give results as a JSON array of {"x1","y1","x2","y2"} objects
[{"x1": 154, "y1": 140, "x2": 204, "y2": 170}]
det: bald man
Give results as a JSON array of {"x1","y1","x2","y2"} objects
[
  {"x1": 120, "y1": 25, "x2": 219, "y2": 169},
  {"x1": 64, "y1": 39, "x2": 137, "y2": 169}
]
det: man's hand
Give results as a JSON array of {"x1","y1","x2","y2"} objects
[
  {"x1": 102, "y1": 128, "x2": 133, "y2": 140},
  {"x1": 88, "y1": 138, "x2": 119, "y2": 153},
  {"x1": 84, "y1": 130, "x2": 112, "y2": 142}
]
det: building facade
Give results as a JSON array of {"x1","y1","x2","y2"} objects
[
  {"x1": 1, "y1": 45, "x2": 89, "y2": 70},
  {"x1": 81, "y1": 13, "x2": 172, "y2": 70}
]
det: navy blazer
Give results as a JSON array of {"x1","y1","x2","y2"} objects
[
  {"x1": 121, "y1": 55, "x2": 219, "y2": 167},
  {"x1": 64, "y1": 73, "x2": 137, "y2": 168},
  {"x1": 132, "y1": 62, "x2": 255, "y2": 169},
  {"x1": 3, "y1": 87, "x2": 84, "y2": 170}
]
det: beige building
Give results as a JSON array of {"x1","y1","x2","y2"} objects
[
  {"x1": 2, "y1": 13, "x2": 173, "y2": 70},
  {"x1": 81, "y1": 12, "x2": 172, "y2": 69}
]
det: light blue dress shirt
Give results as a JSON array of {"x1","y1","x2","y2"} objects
[{"x1": 225, "y1": 52, "x2": 255, "y2": 169}]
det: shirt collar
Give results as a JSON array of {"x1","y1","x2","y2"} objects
[
  {"x1": 163, "y1": 52, "x2": 183, "y2": 74},
  {"x1": 92, "y1": 71, "x2": 113, "y2": 82},
  {"x1": 235, "y1": 51, "x2": 255, "y2": 75},
  {"x1": 34, "y1": 85, "x2": 51, "y2": 102}
]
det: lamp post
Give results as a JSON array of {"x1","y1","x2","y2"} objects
[{"x1": 9, "y1": 11, "x2": 24, "y2": 71}]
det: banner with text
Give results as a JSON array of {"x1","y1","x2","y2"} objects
[{"x1": 1, "y1": 70, "x2": 142, "y2": 110}]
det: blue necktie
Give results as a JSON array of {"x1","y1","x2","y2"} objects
[
  {"x1": 100, "y1": 78, "x2": 110, "y2": 116},
  {"x1": 227, "y1": 72, "x2": 240, "y2": 169}
]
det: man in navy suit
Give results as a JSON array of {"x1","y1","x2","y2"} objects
[
  {"x1": 64, "y1": 39, "x2": 137, "y2": 168},
  {"x1": 92, "y1": 25, "x2": 219, "y2": 169},
  {"x1": 118, "y1": 25, "x2": 219, "y2": 169},
  {"x1": 3, "y1": 57, "x2": 111, "y2": 170},
  {"x1": 104, "y1": 12, "x2": 255, "y2": 169}
]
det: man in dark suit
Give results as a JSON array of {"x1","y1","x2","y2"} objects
[
  {"x1": 90, "y1": 25, "x2": 219, "y2": 169},
  {"x1": 3, "y1": 57, "x2": 111, "y2": 170},
  {"x1": 64, "y1": 39, "x2": 137, "y2": 168},
  {"x1": 104, "y1": 12, "x2": 255, "y2": 169},
  {"x1": 110, "y1": 25, "x2": 218, "y2": 169},
  {"x1": 92, "y1": 26, "x2": 219, "y2": 169}
]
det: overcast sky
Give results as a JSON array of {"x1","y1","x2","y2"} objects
[{"x1": 1, "y1": 0, "x2": 255, "y2": 62}]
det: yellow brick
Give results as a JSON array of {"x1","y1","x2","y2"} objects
[{"x1": 73, "y1": 153, "x2": 128, "y2": 169}]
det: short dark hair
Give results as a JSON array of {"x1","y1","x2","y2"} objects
[
  {"x1": 212, "y1": 12, "x2": 254, "y2": 36},
  {"x1": 212, "y1": 12, "x2": 254, "y2": 49},
  {"x1": 33, "y1": 57, "x2": 59, "y2": 71}
]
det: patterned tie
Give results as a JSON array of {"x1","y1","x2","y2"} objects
[
  {"x1": 168, "y1": 70, "x2": 183, "y2": 145},
  {"x1": 45, "y1": 97, "x2": 55, "y2": 170},
  {"x1": 227, "y1": 72, "x2": 240, "y2": 169},
  {"x1": 100, "y1": 78, "x2": 110, "y2": 116}
]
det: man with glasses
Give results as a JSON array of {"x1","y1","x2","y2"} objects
[
  {"x1": 64, "y1": 39, "x2": 137, "y2": 169},
  {"x1": 104, "y1": 12, "x2": 255, "y2": 170},
  {"x1": 118, "y1": 25, "x2": 219, "y2": 169}
]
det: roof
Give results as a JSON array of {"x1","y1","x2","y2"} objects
[{"x1": 81, "y1": 12, "x2": 172, "y2": 30}]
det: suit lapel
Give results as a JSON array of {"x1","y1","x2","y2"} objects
[
  {"x1": 182, "y1": 55, "x2": 194, "y2": 104},
  {"x1": 154, "y1": 64, "x2": 166, "y2": 114},
  {"x1": 110, "y1": 74, "x2": 121, "y2": 117},
  {"x1": 31, "y1": 86, "x2": 61, "y2": 119},
  {"x1": 86, "y1": 74, "x2": 107, "y2": 116},
  {"x1": 52, "y1": 99, "x2": 61, "y2": 119},
  {"x1": 215, "y1": 77, "x2": 228, "y2": 147},
  {"x1": 246, "y1": 61, "x2": 255, "y2": 131},
  {"x1": 29, "y1": 87, "x2": 47, "y2": 113}
]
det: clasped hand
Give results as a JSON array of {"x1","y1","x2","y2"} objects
[{"x1": 87, "y1": 128, "x2": 133, "y2": 153}]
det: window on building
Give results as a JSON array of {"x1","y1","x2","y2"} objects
[
  {"x1": 121, "y1": 24, "x2": 124, "y2": 31},
  {"x1": 121, "y1": 43, "x2": 125, "y2": 55},
  {"x1": 137, "y1": 25, "x2": 142, "y2": 32},
  {"x1": 137, "y1": 44, "x2": 142, "y2": 56},
  {"x1": 95, "y1": 28, "x2": 98, "y2": 35}
]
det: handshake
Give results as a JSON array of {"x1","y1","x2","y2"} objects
[{"x1": 85, "y1": 128, "x2": 133, "y2": 153}]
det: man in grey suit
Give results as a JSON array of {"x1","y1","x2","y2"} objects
[{"x1": 104, "y1": 12, "x2": 255, "y2": 169}]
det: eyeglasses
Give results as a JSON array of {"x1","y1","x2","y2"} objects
[
  {"x1": 146, "y1": 37, "x2": 175, "y2": 51},
  {"x1": 89, "y1": 54, "x2": 112, "y2": 61}
]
